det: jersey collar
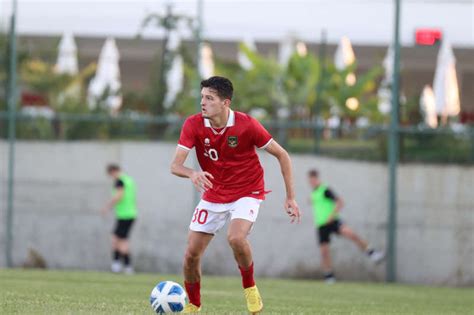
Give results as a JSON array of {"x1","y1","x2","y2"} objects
[{"x1": 204, "y1": 109, "x2": 235, "y2": 128}]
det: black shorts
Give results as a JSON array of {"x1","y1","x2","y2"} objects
[
  {"x1": 113, "y1": 219, "x2": 135, "y2": 239},
  {"x1": 317, "y1": 220, "x2": 342, "y2": 244}
]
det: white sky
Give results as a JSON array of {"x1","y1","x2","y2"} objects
[{"x1": 0, "y1": 0, "x2": 473, "y2": 47}]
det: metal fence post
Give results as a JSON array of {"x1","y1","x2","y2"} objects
[
  {"x1": 6, "y1": 0, "x2": 18, "y2": 268},
  {"x1": 387, "y1": 0, "x2": 401, "y2": 283},
  {"x1": 314, "y1": 29, "x2": 327, "y2": 154},
  {"x1": 470, "y1": 126, "x2": 474, "y2": 163},
  {"x1": 192, "y1": 0, "x2": 204, "y2": 208}
]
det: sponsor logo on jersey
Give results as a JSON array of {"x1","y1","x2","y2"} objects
[{"x1": 228, "y1": 136, "x2": 238, "y2": 148}]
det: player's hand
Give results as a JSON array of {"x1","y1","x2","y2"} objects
[
  {"x1": 190, "y1": 171, "x2": 214, "y2": 193},
  {"x1": 285, "y1": 198, "x2": 301, "y2": 224}
]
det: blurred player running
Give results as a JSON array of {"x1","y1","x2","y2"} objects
[
  {"x1": 170, "y1": 76, "x2": 301, "y2": 314},
  {"x1": 308, "y1": 169, "x2": 384, "y2": 283}
]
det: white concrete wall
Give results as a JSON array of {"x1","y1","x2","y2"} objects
[{"x1": 0, "y1": 141, "x2": 473, "y2": 286}]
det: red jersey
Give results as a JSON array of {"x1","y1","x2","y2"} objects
[{"x1": 178, "y1": 109, "x2": 273, "y2": 203}]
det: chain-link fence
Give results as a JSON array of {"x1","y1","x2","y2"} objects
[{"x1": 1, "y1": 111, "x2": 472, "y2": 164}]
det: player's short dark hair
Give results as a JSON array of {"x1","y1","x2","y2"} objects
[
  {"x1": 200, "y1": 76, "x2": 233, "y2": 100},
  {"x1": 308, "y1": 169, "x2": 319, "y2": 178},
  {"x1": 106, "y1": 163, "x2": 120, "y2": 173}
]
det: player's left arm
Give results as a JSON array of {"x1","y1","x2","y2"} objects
[
  {"x1": 326, "y1": 189, "x2": 344, "y2": 222},
  {"x1": 265, "y1": 140, "x2": 301, "y2": 223}
]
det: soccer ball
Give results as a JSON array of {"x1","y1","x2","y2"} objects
[{"x1": 150, "y1": 281, "x2": 187, "y2": 313}]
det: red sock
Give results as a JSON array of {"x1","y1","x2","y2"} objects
[
  {"x1": 238, "y1": 262, "x2": 256, "y2": 289},
  {"x1": 184, "y1": 281, "x2": 201, "y2": 307}
]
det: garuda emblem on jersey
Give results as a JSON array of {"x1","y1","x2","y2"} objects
[{"x1": 227, "y1": 136, "x2": 238, "y2": 148}]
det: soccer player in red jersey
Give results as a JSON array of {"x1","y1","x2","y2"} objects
[{"x1": 170, "y1": 76, "x2": 301, "y2": 314}]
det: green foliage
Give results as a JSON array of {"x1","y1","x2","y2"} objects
[
  {"x1": 163, "y1": 45, "x2": 200, "y2": 116},
  {"x1": 1, "y1": 31, "x2": 31, "y2": 111},
  {"x1": 16, "y1": 117, "x2": 55, "y2": 139},
  {"x1": 56, "y1": 99, "x2": 110, "y2": 140},
  {"x1": 400, "y1": 93, "x2": 423, "y2": 125},
  {"x1": 400, "y1": 131, "x2": 472, "y2": 163},
  {"x1": 121, "y1": 90, "x2": 150, "y2": 113},
  {"x1": 9, "y1": 30, "x2": 384, "y2": 127},
  {"x1": 284, "y1": 52, "x2": 320, "y2": 111},
  {"x1": 322, "y1": 62, "x2": 383, "y2": 120},
  {"x1": 20, "y1": 58, "x2": 96, "y2": 110},
  {"x1": 216, "y1": 43, "x2": 383, "y2": 123},
  {"x1": 21, "y1": 59, "x2": 74, "y2": 100},
  {"x1": 0, "y1": 33, "x2": 7, "y2": 111},
  {"x1": 224, "y1": 43, "x2": 286, "y2": 118}
]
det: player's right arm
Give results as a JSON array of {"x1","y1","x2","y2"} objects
[
  {"x1": 264, "y1": 140, "x2": 301, "y2": 223},
  {"x1": 170, "y1": 147, "x2": 214, "y2": 192}
]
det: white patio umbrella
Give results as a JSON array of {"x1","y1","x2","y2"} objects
[
  {"x1": 382, "y1": 45, "x2": 394, "y2": 85},
  {"x1": 56, "y1": 32, "x2": 78, "y2": 75},
  {"x1": 238, "y1": 37, "x2": 256, "y2": 70},
  {"x1": 199, "y1": 43, "x2": 214, "y2": 79},
  {"x1": 327, "y1": 115, "x2": 341, "y2": 129},
  {"x1": 420, "y1": 85, "x2": 438, "y2": 128},
  {"x1": 433, "y1": 40, "x2": 460, "y2": 123},
  {"x1": 334, "y1": 36, "x2": 355, "y2": 69},
  {"x1": 278, "y1": 34, "x2": 295, "y2": 67},
  {"x1": 334, "y1": 36, "x2": 356, "y2": 85},
  {"x1": 377, "y1": 45, "x2": 394, "y2": 114},
  {"x1": 377, "y1": 87, "x2": 391, "y2": 114},
  {"x1": 164, "y1": 31, "x2": 183, "y2": 108},
  {"x1": 55, "y1": 32, "x2": 80, "y2": 103},
  {"x1": 88, "y1": 37, "x2": 122, "y2": 110}
]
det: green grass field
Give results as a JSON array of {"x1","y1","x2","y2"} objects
[{"x1": 1, "y1": 269, "x2": 473, "y2": 314}]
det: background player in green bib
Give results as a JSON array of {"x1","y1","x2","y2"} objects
[
  {"x1": 308, "y1": 169, "x2": 384, "y2": 283},
  {"x1": 101, "y1": 164, "x2": 137, "y2": 274}
]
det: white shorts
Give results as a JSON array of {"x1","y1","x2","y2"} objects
[{"x1": 189, "y1": 197, "x2": 262, "y2": 235}]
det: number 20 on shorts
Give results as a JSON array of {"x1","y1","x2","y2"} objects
[{"x1": 192, "y1": 208, "x2": 208, "y2": 224}]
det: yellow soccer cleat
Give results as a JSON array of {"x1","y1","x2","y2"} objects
[
  {"x1": 244, "y1": 285, "x2": 263, "y2": 314},
  {"x1": 183, "y1": 303, "x2": 201, "y2": 314}
]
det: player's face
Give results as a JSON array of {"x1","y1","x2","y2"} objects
[
  {"x1": 107, "y1": 170, "x2": 119, "y2": 179},
  {"x1": 308, "y1": 175, "x2": 320, "y2": 188},
  {"x1": 200, "y1": 87, "x2": 229, "y2": 119}
]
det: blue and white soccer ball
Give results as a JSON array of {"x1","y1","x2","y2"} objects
[{"x1": 150, "y1": 281, "x2": 187, "y2": 313}]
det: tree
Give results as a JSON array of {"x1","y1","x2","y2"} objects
[
  {"x1": 20, "y1": 58, "x2": 96, "y2": 110},
  {"x1": 218, "y1": 43, "x2": 286, "y2": 119},
  {"x1": 139, "y1": 4, "x2": 196, "y2": 117},
  {"x1": 217, "y1": 42, "x2": 383, "y2": 124},
  {"x1": 322, "y1": 62, "x2": 382, "y2": 122}
]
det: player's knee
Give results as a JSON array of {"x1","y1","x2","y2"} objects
[
  {"x1": 320, "y1": 244, "x2": 330, "y2": 254},
  {"x1": 343, "y1": 229, "x2": 357, "y2": 240},
  {"x1": 227, "y1": 234, "x2": 245, "y2": 249},
  {"x1": 349, "y1": 234, "x2": 358, "y2": 241},
  {"x1": 119, "y1": 240, "x2": 129, "y2": 253},
  {"x1": 184, "y1": 249, "x2": 201, "y2": 266}
]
